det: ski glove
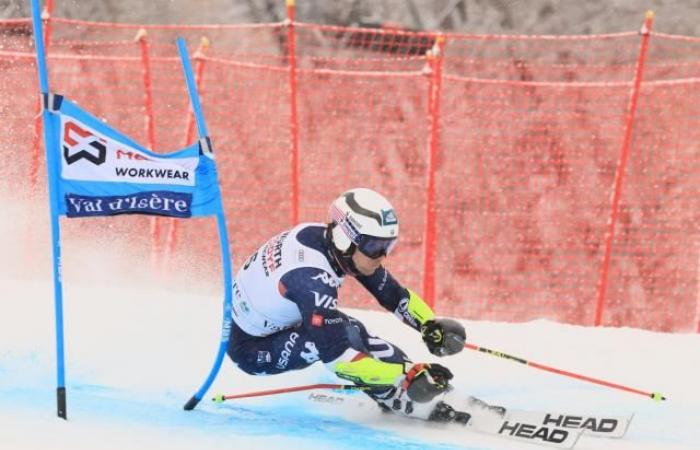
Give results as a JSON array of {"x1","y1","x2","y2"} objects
[
  {"x1": 401, "y1": 362, "x2": 453, "y2": 403},
  {"x1": 420, "y1": 318, "x2": 466, "y2": 357}
]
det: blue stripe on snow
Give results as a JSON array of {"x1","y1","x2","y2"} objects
[{"x1": 0, "y1": 382, "x2": 480, "y2": 450}]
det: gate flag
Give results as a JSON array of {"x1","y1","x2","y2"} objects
[
  {"x1": 45, "y1": 96, "x2": 221, "y2": 219},
  {"x1": 32, "y1": 0, "x2": 234, "y2": 420}
]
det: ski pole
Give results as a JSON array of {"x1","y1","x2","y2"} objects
[
  {"x1": 464, "y1": 343, "x2": 667, "y2": 401},
  {"x1": 212, "y1": 383, "x2": 386, "y2": 403}
]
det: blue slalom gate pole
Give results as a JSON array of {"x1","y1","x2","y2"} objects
[
  {"x1": 30, "y1": 0, "x2": 68, "y2": 420},
  {"x1": 176, "y1": 38, "x2": 234, "y2": 411}
]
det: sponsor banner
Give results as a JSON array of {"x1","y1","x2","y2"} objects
[
  {"x1": 60, "y1": 115, "x2": 198, "y2": 186},
  {"x1": 65, "y1": 191, "x2": 192, "y2": 218},
  {"x1": 45, "y1": 96, "x2": 223, "y2": 218}
]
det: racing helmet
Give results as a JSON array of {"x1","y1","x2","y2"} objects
[{"x1": 327, "y1": 188, "x2": 399, "y2": 275}]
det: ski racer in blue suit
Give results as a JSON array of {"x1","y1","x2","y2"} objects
[{"x1": 227, "y1": 188, "x2": 468, "y2": 420}]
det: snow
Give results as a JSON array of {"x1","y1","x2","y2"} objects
[{"x1": 1, "y1": 199, "x2": 699, "y2": 450}]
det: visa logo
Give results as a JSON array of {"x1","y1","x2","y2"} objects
[{"x1": 312, "y1": 291, "x2": 337, "y2": 309}]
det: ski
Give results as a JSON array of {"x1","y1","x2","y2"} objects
[
  {"x1": 459, "y1": 406, "x2": 582, "y2": 449},
  {"x1": 504, "y1": 409, "x2": 634, "y2": 439},
  {"x1": 307, "y1": 391, "x2": 582, "y2": 449},
  {"x1": 458, "y1": 396, "x2": 633, "y2": 439}
]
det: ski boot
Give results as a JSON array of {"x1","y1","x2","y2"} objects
[
  {"x1": 428, "y1": 401, "x2": 471, "y2": 425},
  {"x1": 369, "y1": 363, "x2": 454, "y2": 419}
]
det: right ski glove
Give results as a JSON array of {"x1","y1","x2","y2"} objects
[
  {"x1": 401, "y1": 362, "x2": 453, "y2": 403},
  {"x1": 420, "y1": 318, "x2": 466, "y2": 357}
]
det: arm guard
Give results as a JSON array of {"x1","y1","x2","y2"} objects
[{"x1": 393, "y1": 289, "x2": 435, "y2": 331}]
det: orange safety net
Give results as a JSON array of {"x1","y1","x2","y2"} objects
[{"x1": 1, "y1": 16, "x2": 699, "y2": 332}]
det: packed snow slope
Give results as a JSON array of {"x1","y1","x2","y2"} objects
[{"x1": 1, "y1": 199, "x2": 699, "y2": 450}]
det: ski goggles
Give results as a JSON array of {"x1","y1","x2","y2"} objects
[{"x1": 355, "y1": 235, "x2": 397, "y2": 259}]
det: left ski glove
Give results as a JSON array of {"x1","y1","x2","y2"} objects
[
  {"x1": 421, "y1": 318, "x2": 466, "y2": 357},
  {"x1": 402, "y1": 362, "x2": 453, "y2": 403}
]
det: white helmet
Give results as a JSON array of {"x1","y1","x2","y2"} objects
[{"x1": 327, "y1": 188, "x2": 399, "y2": 274}]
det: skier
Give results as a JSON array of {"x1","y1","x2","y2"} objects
[{"x1": 227, "y1": 187, "x2": 469, "y2": 422}]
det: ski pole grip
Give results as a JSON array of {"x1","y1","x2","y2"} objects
[{"x1": 651, "y1": 392, "x2": 666, "y2": 401}]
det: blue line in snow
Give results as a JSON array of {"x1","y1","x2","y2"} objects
[{"x1": 0, "y1": 383, "x2": 483, "y2": 450}]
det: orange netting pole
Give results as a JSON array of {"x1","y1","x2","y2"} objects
[
  {"x1": 697, "y1": 275, "x2": 700, "y2": 332},
  {"x1": 136, "y1": 29, "x2": 157, "y2": 149},
  {"x1": 594, "y1": 11, "x2": 655, "y2": 326},
  {"x1": 135, "y1": 29, "x2": 161, "y2": 267},
  {"x1": 165, "y1": 36, "x2": 210, "y2": 261},
  {"x1": 422, "y1": 35, "x2": 445, "y2": 309},
  {"x1": 29, "y1": 0, "x2": 54, "y2": 193},
  {"x1": 697, "y1": 248, "x2": 700, "y2": 333},
  {"x1": 286, "y1": 0, "x2": 300, "y2": 225}
]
